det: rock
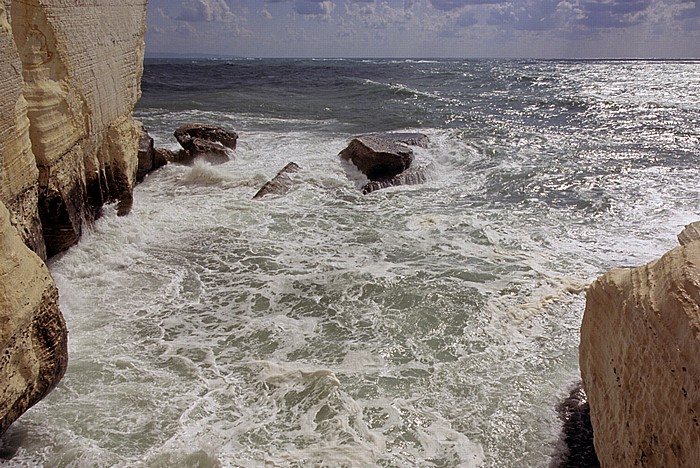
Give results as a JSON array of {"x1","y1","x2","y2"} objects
[
  {"x1": 3, "y1": 0, "x2": 147, "y2": 256},
  {"x1": 678, "y1": 221, "x2": 700, "y2": 246},
  {"x1": 173, "y1": 123, "x2": 237, "y2": 164},
  {"x1": 135, "y1": 122, "x2": 167, "y2": 182},
  {"x1": 362, "y1": 159, "x2": 435, "y2": 194},
  {"x1": 339, "y1": 136, "x2": 414, "y2": 181},
  {"x1": 552, "y1": 382, "x2": 599, "y2": 468},
  {"x1": 361, "y1": 132, "x2": 430, "y2": 149},
  {"x1": 0, "y1": 201, "x2": 68, "y2": 437},
  {"x1": 0, "y1": 0, "x2": 146, "y2": 437},
  {"x1": 253, "y1": 162, "x2": 301, "y2": 199},
  {"x1": 580, "y1": 241, "x2": 700, "y2": 467}
]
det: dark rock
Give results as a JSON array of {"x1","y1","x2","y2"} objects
[
  {"x1": 253, "y1": 162, "x2": 301, "y2": 199},
  {"x1": 174, "y1": 123, "x2": 238, "y2": 152},
  {"x1": 550, "y1": 382, "x2": 599, "y2": 468},
  {"x1": 135, "y1": 123, "x2": 167, "y2": 182},
  {"x1": 339, "y1": 136, "x2": 414, "y2": 181},
  {"x1": 362, "y1": 160, "x2": 435, "y2": 194},
  {"x1": 361, "y1": 132, "x2": 430, "y2": 149}
]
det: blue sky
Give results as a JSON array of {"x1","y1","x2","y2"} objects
[{"x1": 145, "y1": 0, "x2": 700, "y2": 58}]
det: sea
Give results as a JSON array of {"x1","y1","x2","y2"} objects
[{"x1": 1, "y1": 58, "x2": 699, "y2": 467}]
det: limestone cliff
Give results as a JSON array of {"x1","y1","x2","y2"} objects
[
  {"x1": 0, "y1": 201, "x2": 67, "y2": 436},
  {"x1": 2, "y1": 0, "x2": 147, "y2": 258},
  {"x1": 580, "y1": 241, "x2": 700, "y2": 466},
  {"x1": 0, "y1": 0, "x2": 146, "y2": 437}
]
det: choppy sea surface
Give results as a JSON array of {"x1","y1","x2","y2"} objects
[{"x1": 2, "y1": 58, "x2": 699, "y2": 467}]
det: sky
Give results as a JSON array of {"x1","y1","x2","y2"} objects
[{"x1": 145, "y1": 0, "x2": 700, "y2": 58}]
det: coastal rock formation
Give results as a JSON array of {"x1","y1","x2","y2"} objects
[
  {"x1": 0, "y1": 201, "x2": 67, "y2": 437},
  {"x1": 2, "y1": 0, "x2": 147, "y2": 256},
  {"x1": 678, "y1": 221, "x2": 700, "y2": 246},
  {"x1": 362, "y1": 159, "x2": 435, "y2": 194},
  {"x1": 173, "y1": 123, "x2": 238, "y2": 164},
  {"x1": 136, "y1": 123, "x2": 167, "y2": 182},
  {"x1": 340, "y1": 135, "x2": 414, "y2": 181},
  {"x1": 253, "y1": 162, "x2": 301, "y2": 199},
  {"x1": 0, "y1": 0, "x2": 147, "y2": 436},
  {"x1": 580, "y1": 240, "x2": 700, "y2": 466},
  {"x1": 339, "y1": 133, "x2": 431, "y2": 193}
]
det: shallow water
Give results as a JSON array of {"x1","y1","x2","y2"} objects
[{"x1": 2, "y1": 59, "x2": 699, "y2": 467}]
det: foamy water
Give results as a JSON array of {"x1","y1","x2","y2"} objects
[{"x1": 2, "y1": 59, "x2": 698, "y2": 467}]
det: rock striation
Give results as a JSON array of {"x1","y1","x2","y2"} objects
[
  {"x1": 1, "y1": 0, "x2": 147, "y2": 257},
  {"x1": 0, "y1": 0, "x2": 147, "y2": 436},
  {"x1": 580, "y1": 240, "x2": 700, "y2": 466},
  {"x1": 0, "y1": 201, "x2": 67, "y2": 437}
]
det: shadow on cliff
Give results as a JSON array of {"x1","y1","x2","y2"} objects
[{"x1": 550, "y1": 382, "x2": 600, "y2": 468}]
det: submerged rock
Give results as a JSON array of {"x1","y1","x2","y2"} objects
[
  {"x1": 173, "y1": 123, "x2": 238, "y2": 164},
  {"x1": 580, "y1": 240, "x2": 700, "y2": 467},
  {"x1": 253, "y1": 162, "x2": 301, "y2": 199}
]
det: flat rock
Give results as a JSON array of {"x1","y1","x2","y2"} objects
[
  {"x1": 339, "y1": 136, "x2": 414, "y2": 181},
  {"x1": 253, "y1": 162, "x2": 301, "y2": 199},
  {"x1": 360, "y1": 132, "x2": 430, "y2": 148}
]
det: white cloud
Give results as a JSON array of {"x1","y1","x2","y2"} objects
[{"x1": 177, "y1": 0, "x2": 237, "y2": 22}]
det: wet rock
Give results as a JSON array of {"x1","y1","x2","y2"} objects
[
  {"x1": 253, "y1": 162, "x2": 301, "y2": 199},
  {"x1": 173, "y1": 123, "x2": 238, "y2": 165},
  {"x1": 362, "y1": 132, "x2": 430, "y2": 149},
  {"x1": 362, "y1": 159, "x2": 435, "y2": 194},
  {"x1": 551, "y1": 382, "x2": 599, "y2": 468},
  {"x1": 678, "y1": 221, "x2": 700, "y2": 246},
  {"x1": 339, "y1": 136, "x2": 414, "y2": 181},
  {"x1": 135, "y1": 123, "x2": 167, "y2": 182},
  {"x1": 339, "y1": 132, "x2": 431, "y2": 194}
]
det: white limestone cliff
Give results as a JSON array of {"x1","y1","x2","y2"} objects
[
  {"x1": 0, "y1": 0, "x2": 146, "y2": 436},
  {"x1": 580, "y1": 240, "x2": 700, "y2": 466}
]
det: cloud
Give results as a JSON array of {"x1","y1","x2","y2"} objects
[
  {"x1": 176, "y1": 0, "x2": 236, "y2": 22},
  {"x1": 429, "y1": 0, "x2": 503, "y2": 11}
]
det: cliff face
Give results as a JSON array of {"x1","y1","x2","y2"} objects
[
  {"x1": 0, "y1": 0, "x2": 147, "y2": 436},
  {"x1": 580, "y1": 241, "x2": 700, "y2": 466},
  {"x1": 2, "y1": 0, "x2": 146, "y2": 258},
  {"x1": 0, "y1": 201, "x2": 67, "y2": 436}
]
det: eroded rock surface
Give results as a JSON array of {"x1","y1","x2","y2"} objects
[
  {"x1": 173, "y1": 123, "x2": 238, "y2": 164},
  {"x1": 339, "y1": 133, "x2": 431, "y2": 193},
  {"x1": 3, "y1": 0, "x2": 147, "y2": 256},
  {"x1": 136, "y1": 123, "x2": 166, "y2": 182},
  {"x1": 580, "y1": 241, "x2": 700, "y2": 467},
  {"x1": 0, "y1": 0, "x2": 147, "y2": 437},
  {"x1": 339, "y1": 136, "x2": 414, "y2": 181},
  {"x1": 678, "y1": 221, "x2": 700, "y2": 246},
  {"x1": 0, "y1": 201, "x2": 67, "y2": 436},
  {"x1": 253, "y1": 162, "x2": 301, "y2": 199}
]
